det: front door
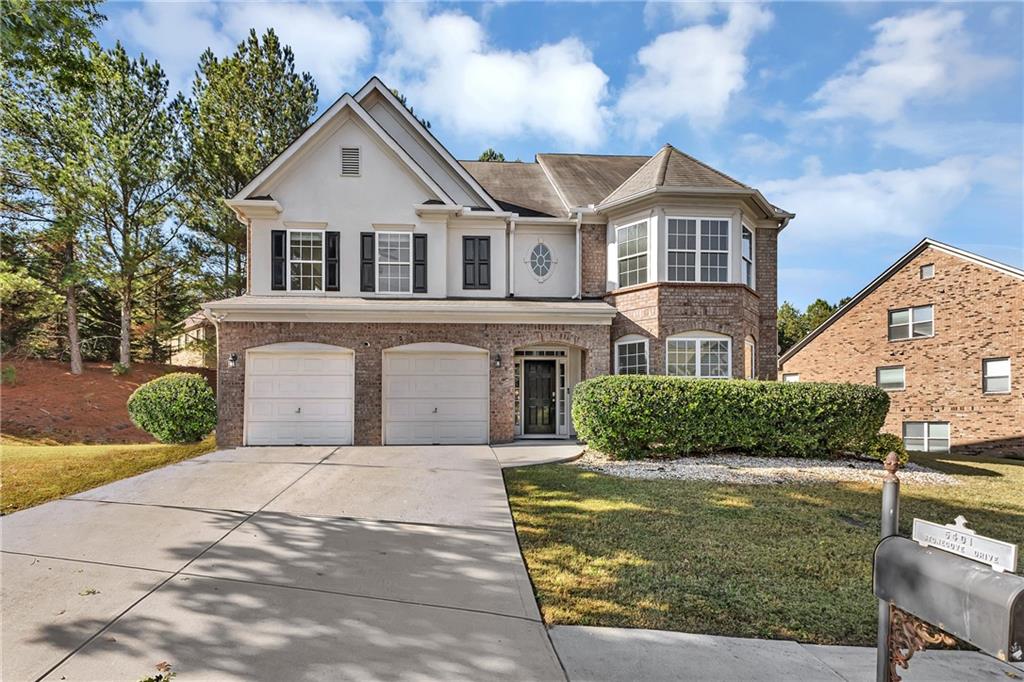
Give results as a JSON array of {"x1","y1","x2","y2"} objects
[{"x1": 524, "y1": 360, "x2": 556, "y2": 435}]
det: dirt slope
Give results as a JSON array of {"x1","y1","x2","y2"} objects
[{"x1": 1, "y1": 359, "x2": 215, "y2": 444}]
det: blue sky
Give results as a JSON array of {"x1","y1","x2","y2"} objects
[{"x1": 98, "y1": 1, "x2": 1023, "y2": 308}]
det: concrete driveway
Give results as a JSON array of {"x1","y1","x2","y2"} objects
[{"x1": 1, "y1": 444, "x2": 580, "y2": 681}]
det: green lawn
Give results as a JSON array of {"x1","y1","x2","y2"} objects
[
  {"x1": 505, "y1": 453, "x2": 1024, "y2": 646},
  {"x1": 0, "y1": 436, "x2": 216, "y2": 514}
]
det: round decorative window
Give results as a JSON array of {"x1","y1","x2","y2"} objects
[{"x1": 529, "y1": 243, "x2": 553, "y2": 279}]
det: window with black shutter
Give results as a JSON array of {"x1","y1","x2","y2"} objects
[
  {"x1": 462, "y1": 236, "x2": 490, "y2": 290},
  {"x1": 360, "y1": 232, "x2": 375, "y2": 292},
  {"x1": 271, "y1": 230, "x2": 286, "y2": 290},
  {"x1": 413, "y1": 233, "x2": 428, "y2": 293},
  {"x1": 325, "y1": 231, "x2": 340, "y2": 291}
]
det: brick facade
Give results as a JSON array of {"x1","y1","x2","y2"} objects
[
  {"x1": 580, "y1": 223, "x2": 607, "y2": 298},
  {"x1": 215, "y1": 321, "x2": 611, "y2": 447},
  {"x1": 780, "y1": 246, "x2": 1023, "y2": 455},
  {"x1": 606, "y1": 283, "x2": 767, "y2": 378}
]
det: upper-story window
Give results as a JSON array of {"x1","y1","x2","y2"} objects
[
  {"x1": 377, "y1": 232, "x2": 411, "y2": 294},
  {"x1": 888, "y1": 305, "x2": 933, "y2": 341},
  {"x1": 982, "y1": 357, "x2": 1011, "y2": 394},
  {"x1": 289, "y1": 230, "x2": 324, "y2": 291},
  {"x1": 616, "y1": 220, "x2": 648, "y2": 288},
  {"x1": 741, "y1": 226, "x2": 754, "y2": 288},
  {"x1": 666, "y1": 217, "x2": 729, "y2": 283}
]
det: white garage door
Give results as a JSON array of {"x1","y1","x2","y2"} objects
[
  {"x1": 383, "y1": 344, "x2": 489, "y2": 445},
  {"x1": 245, "y1": 343, "x2": 354, "y2": 446}
]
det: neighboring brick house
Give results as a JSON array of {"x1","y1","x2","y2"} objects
[
  {"x1": 780, "y1": 239, "x2": 1023, "y2": 456},
  {"x1": 167, "y1": 312, "x2": 216, "y2": 369},
  {"x1": 205, "y1": 76, "x2": 792, "y2": 447}
]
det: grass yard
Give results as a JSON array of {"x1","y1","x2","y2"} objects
[
  {"x1": 505, "y1": 453, "x2": 1024, "y2": 646},
  {"x1": 0, "y1": 435, "x2": 216, "y2": 514}
]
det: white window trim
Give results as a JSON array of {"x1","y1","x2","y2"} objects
[
  {"x1": 888, "y1": 304, "x2": 934, "y2": 341},
  {"x1": 903, "y1": 421, "x2": 950, "y2": 453},
  {"x1": 982, "y1": 357, "x2": 1011, "y2": 395},
  {"x1": 741, "y1": 224, "x2": 755, "y2": 289},
  {"x1": 665, "y1": 216, "x2": 731, "y2": 284},
  {"x1": 876, "y1": 365, "x2": 906, "y2": 391},
  {"x1": 615, "y1": 219, "x2": 649, "y2": 289},
  {"x1": 286, "y1": 228, "x2": 325, "y2": 292},
  {"x1": 375, "y1": 230, "x2": 413, "y2": 295},
  {"x1": 782, "y1": 373, "x2": 800, "y2": 382},
  {"x1": 665, "y1": 333, "x2": 732, "y2": 379},
  {"x1": 614, "y1": 335, "x2": 649, "y2": 375}
]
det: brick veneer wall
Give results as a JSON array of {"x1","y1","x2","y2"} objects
[
  {"x1": 780, "y1": 246, "x2": 1023, "y2": 455},
  {"x1": 755, "y1": 228, "x2": 779, "y2": 380},
  {"x1": 580, "y1": 223, "x2": 607, "y2": 298},
  {"x1": 605, "y1": 283, "x2": 764, "y2": 377},
  {"x1": 215, "y1": 321, "x2": 611, "y2": 447}
]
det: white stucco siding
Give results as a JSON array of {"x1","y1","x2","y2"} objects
[
  {"x1": 446, "y1": 222, "x2": 508, "y2": 298},
  {"x1": 249, "y1": 114, "x2": 447, "y2": 297},
  {"x1": 365, "y1": 100, "x2": 488, "y2": 208},
  {"x1": 513, "y1": 226, "x2": 576, "y2": 299}
]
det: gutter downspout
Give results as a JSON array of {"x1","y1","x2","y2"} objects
[
  {"x1": 508, "y1": 217, "x2": 516, "y2": 297},
  {"x1": 574, "y1": 210, "x2": 582, "y2": 299}
]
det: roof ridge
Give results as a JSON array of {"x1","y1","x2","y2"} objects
[
  {"x1": 655, "y1": 144, "x2": 672, "y2": 186},
  {"x1": 535, "y1": 152, "x2": 651, "y2": 159},
  {"x1": 671, "y1": 147, "x2": 750, "y2": 189},
  {"x1": 599, "y1": 151, "x2": 660, "y2": 205}
]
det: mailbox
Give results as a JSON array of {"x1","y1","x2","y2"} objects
[{"x1": 874, "y1": 535, "x2": 1024, "y2": 663}]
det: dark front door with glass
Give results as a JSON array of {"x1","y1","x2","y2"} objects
[{"x1": 524, "y1": 360, "x2": 556, "y2": 435}]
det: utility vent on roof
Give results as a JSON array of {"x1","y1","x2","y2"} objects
[{"x1": 340, "y1": 147, "x2": 360, "y2": 177}]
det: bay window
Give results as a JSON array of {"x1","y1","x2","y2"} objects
[
  {"x1": 666, "y1": 333, "x2": 732, "y2": 378},
  {"x1": 666, "y1": 217, "x2": 729, "y2": 283},
  {"x1": 616, "y1": 221, "x2": 648, "y2": 288},
  {"x1": 741, "y1": 226, "x2": 754, "y2": 288},
  {"x1": 615, "y1": 336, "x2": 648, "y2": 374}
]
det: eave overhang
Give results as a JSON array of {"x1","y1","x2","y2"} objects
[
  {"x1": 225, "y1": 198, "x2": 283, "y2": 221},
  {"x1": 204, "y1": 296, "x2": 617, "y2": 326},
  {"x1": 596, "y1": 186, "x2": 793, "y2": 228}
]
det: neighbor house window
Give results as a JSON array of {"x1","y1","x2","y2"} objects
[
  {"x1": 876, "y1": 366, "x2": 905, "y2": 391},
  {"x1": 920, "y1": 264, "x2": 934, "y2": 280},
  {"x1": 982, "y1": 357, "x2": 1011, "y2": 394},
  {"x1": 741, "y1": 226, "x2": 754, "y2": 288},
  {"x1": 616, "y1": 221, "x2": 648, "y2": 288},
  {"x1": 782, "y1": 373, "x2": 800, "y2": 382},
  {"x1": 888, "y1": 305, "x2": 933, "y2": 340},
  {"x1": 376, "y1": 232, "x2": 411, "y2": 293},
  {"x1": 666, "y1": 333, "x2": 731, "y2": 378},
  {"x1": 666, "y1": 217, "x2": 730, "y2": 283},
  {"x1": 903, "y1": 422, "x2": 949, "y2": 452},
  {"x1": 615, "y1": 337, "x2": 648, "y2": 374},
  {"x1": 288, "y1": 230, "x2": 324, "y2": 291}
]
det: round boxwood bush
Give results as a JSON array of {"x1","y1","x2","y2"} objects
[
  {"x1": 127, "y1": 372, "x2": 216, "y2": 443},
  {"x1": 571, "y1": 376, "x2": 890, "y2": 460},
  {"x1": 857, "y1": 432, "x2": 910, "y2": 465}
]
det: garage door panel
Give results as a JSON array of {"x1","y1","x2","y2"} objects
[
  {"x1": 247, "y1": 421, "x2": 352, "y2": 446},
  {"x1": 384, "y1": 398, "x2": 488, "y2": 421},
  {"x1": 384, "y1": 374, "x2": 487, "y2": 399},
  {"x1": 247, "y1": 398, "x2": 352, "y2": 422},
  {"x1": 383, "y1": 353, "x2": 488, "y2": 376},
  {"x1": 248, "y1": 375, "x2": 353, "y2": 400},
  {"x1": 436, "y1": 421, "x2": 488, "y2": 443},
  {"x1": 249, "y1": 354, "x2": 353, "y2": 376}
]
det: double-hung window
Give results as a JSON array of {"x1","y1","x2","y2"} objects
[
  {"x1": 666, "y1": 218, "x2": 729, "y2": 283},
  {"x1": 876, "y1": 366, "x2": 905, "y2": 391},
  {"x1": 616, "y1": 221, "x2": 648, "y2": 288},
  {"x1": 903, "y1": 422, "x2": 949, "y2": 452},
  {"x1": 377, "y1": 232, "x2": 411, "y2": 294},
  {"x1": 666, "y1": 335, "x2": 731, "y2": 378},
  {"x1": 888, "y1": 305, "x2": 933, "y2": 340},
  {"x1": 615, "y1": 337, "x2": 648, "y2": 374},
  {"x1": 982, "y1": 357, "x2": 1011, "y2": 394},
  {"x1": 289, "y1": 230, "x2": 324, "y2": 291},
  {"x1": 741, "y1": 226, "x2": 754, "y2": 288}
]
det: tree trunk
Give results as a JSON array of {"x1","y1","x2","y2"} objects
[
  {"x1": 119, "y1": 293, "x2": 132, "y2": 366},
  {"x1": 66, "y1": 283, "x2": 83, "y2": 375}
]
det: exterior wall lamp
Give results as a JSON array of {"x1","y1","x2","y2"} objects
[
  {"x1": 494, "y1": 354, "x2": 502, "y2": 368},
  {"x1": 228, "y1": 352, "x2": 238, "y2": 368}
]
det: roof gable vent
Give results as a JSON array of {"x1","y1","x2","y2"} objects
[{"x1": 340, "y1": 147, "x2": 360, "y2": 177}]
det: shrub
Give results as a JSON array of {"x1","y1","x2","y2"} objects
[
  {"x1": 1, "y1": 364, "x2": 16, "y2": 386},
  {"x1": 127, "y1": 372, "x2": 216, "y2": 443},
  {"x1": 857, "y1": 432, "x2": 910, "y2": 465},
  {"x1": 111, "y1": 362, "x2": 130, "y2": 376},
  {"x1": 571, "y1": 376, "x2": 890, "y2": 460}
]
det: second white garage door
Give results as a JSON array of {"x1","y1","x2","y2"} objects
[
  {"x1": 245, "y1": 343, "x2": 354, "y2": 446},
  {"x1": 383, "y1": 344, "x2": 489, "y2": 445}
]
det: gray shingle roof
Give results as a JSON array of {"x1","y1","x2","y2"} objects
[
  {"x1": 460, "y1": 161, "x2": 566, "y2": 217},
  {"x1": 601, "y1": 145, "x2": 749, "y2": 206},
  {"x1": 535, "y1": 154, "x2": 649, "y2": 209}
]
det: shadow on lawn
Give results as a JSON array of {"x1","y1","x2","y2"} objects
[{"x1": 505, "y1": 465, "x2": 1024, "y2": 646}]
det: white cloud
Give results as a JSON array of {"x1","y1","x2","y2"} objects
[
  {"x1": 872, "y1": 121, "x2": 1022, "y2": 160},
  {"x1": 378, "y1": 4, "x2": 609, "y2": 148},
  {"x1": 618, "y1": 3, "x2": 773, "y2": 138},
  {"x1": 643, "y1": 1, "x2": 718, "y2": 28},
  {"x1": 760, "y1": 157, "x2": 977, "y2": 245},
  {"x1": 107, "y1": 2, "x2": 371, "y2": 98},
  {"x1": 809, "y1": 7, "x2": 1014, "y2": 122},
  {"x1": 734, "y1": 133, "x2": 791, "y2": 164}
]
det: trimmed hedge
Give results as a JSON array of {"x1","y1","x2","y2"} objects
[
  {"x1": 127, "y1": 372, "x2": 216, "y2": 443},
  {"x1": 571, "y1": 376, "x2": 890, "y2": 460},
  {"x1": 858, "y1": 432, "x2": 910, "y2": 465}
]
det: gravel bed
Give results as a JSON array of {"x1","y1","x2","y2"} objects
[{"x1": 575, "y1": 450, "x2": 960, "y2": 486}]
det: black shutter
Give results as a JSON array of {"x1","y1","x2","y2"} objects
[
  {"x1": 271, "y1": 230, "x2": 286, "y2": 291},
  {"x1": 360, "y1": 232, "x2": 375, "y2": 292},
  {"x1": 462, "y1": 236, "x2": 490, "y2": 290},
  {"x1": 413, "y1": 233, "x2": 428, "y2": 294},
  {"x1": 325, "y1": 231, "x2": 340, "y2": 291}
]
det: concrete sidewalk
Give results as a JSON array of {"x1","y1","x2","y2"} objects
[{"x1": 550, "y1": 625, "x2": 1024, "y2": 682}]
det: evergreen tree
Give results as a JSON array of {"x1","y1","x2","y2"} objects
[
  {"x1": 478, "y1": 148, "x2": 506, "y2": 162},
  {"x1": 777, "y1": 301, "x2": 805, "y2": 354}
]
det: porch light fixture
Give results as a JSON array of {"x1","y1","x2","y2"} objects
[
  {"x1": 494, "y1": 354, "x2": 502, "y2": 368},
  {"x1": 228, "y1": 352, "x2": 238, "y2": 368}
]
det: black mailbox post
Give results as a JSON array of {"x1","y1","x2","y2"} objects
[{"x1": 874, "y1": 536, "x2": 1024, "y2": 663}]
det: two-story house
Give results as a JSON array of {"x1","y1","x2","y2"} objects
[
  {"x1": 780, "y1": 239, "x2": 1023, "y2": 455},
  {"x1": 204, "y1": 77, "x2": 792, "y2": 447}
]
